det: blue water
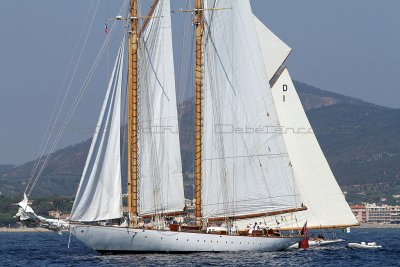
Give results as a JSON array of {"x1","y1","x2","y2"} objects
[{"x1": 1, "y1": 228, "x2": 399, "y2": 266}]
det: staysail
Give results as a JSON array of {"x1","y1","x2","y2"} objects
[
  {"x1": 201, "y1": 0, "x2": 302, "y2": 219},
  {"x1": 70, "y1": 41, "x2": 124, "y2": 222},
  {"x1": 137, "y1": 0, "x2": 185, "y2": 215}
]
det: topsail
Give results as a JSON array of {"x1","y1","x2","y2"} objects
[{"x1": 253, "y1": 15, "x2": 291, "y2": 81}]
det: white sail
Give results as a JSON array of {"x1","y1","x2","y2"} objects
[
  {"x1": 268, "y1": 69, "x2": 358, "y2": 228},
  {"x1": 138, "y1": 0, "x2": 185, "y2": 215},
  {"x1": 253, "y1": 15, "x2": 291, "y2": 82},
  {"x1": 201, "y1": 0, "x2": 302, "y2": 219},
  {"x1": 70, "y1": 43, "x2": 124, "y2": 222}
]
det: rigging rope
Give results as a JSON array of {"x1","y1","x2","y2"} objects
[
  {"x1": 25, "y1": 0, "x2": 98, "y2": 194},
  {"x1": 26, "y1": 0, "x2": 129, "y2": 196}
]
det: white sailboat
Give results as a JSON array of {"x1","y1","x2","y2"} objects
[
  {"x1": 234, "y1": 14, "x2": 358, "y2": 238},
  {"x1": 69, "y1": 0, "x2": 307, "y2": 252}
]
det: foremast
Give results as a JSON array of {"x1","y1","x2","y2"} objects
[
  {"x1": 127, "y1": 0, "x2": 139, "y2": 225},
  {"x1": 194, "y1": 0, "x2": 204, "y2": 225}
]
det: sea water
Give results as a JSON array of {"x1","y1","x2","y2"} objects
[{"x1": 1, "y1": 228, "x2": 399, "y2": 266}]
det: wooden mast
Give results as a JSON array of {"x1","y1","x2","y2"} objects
[
  {"x1": 194, "y1": 0, "x2": 204, "y2": 225},
  {"x1": 127, "y1": 0, "x2": 139, "y2": 225}
]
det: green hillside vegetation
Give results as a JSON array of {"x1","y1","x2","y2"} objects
[
  {"x1": 0, "y1": 196, "x2": 15, "y2": 226},
  {"x1": 306, "y1": 100, "x2": 400, "y2": 204}
]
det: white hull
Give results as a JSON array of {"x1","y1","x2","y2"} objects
[
  {"x1": 71, "y1": 225, "x2": 304, "y2": 253},
  {"x1": 289, "y1": 238, "x2": 344, "y2": 249},
  {"x1": 347, "y1": 242, "x2": 382, "y2": 249}
]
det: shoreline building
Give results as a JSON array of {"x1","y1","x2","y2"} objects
[{"x1": 351, "y1": 203, "x2": 400, "y2": 224}]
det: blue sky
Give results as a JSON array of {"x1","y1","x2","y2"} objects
[{"x1": 0, "y1": 0, "x2": 399, "y2": 164}]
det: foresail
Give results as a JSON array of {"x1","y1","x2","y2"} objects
[
  {"x1": 201, "y1": 0, "x2": 302, "y2": 219},
  {"x1": 268, "y1": 69, "x2": 358, "y2": 228},
  {"x1": 70, "y1": 42, "x2": 124, "y2": 222},
  {"x1": 253, "y1": 15, "x2": 291, "y2": 82},
  {"x1": 138, "y1": 0, "x2": 185, "y2": 215}
]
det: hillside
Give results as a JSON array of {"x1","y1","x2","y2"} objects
[
  {"x1": 1, "y1": 81, "x2": 399, "y2": 205},
  {"x1": 0, "y1": 165, "x2": 14, "y2": 174},
  {"x1": 0, "y1": 141, "x2": 90, "y2": 197}
]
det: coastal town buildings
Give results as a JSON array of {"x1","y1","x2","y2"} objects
[{"x1": 351, "y1": 203, "x2": 400, "y2": 224}]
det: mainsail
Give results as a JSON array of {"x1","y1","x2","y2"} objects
[
  {"x1": 70, "y1": 40, "x2": 125, "y2": 222},
  {"x1": 138, "y1": 0, "x2": 185, "y2": 215},
  {"x1": 201, "y1": 0, "x2": 302, "y2": 219}
]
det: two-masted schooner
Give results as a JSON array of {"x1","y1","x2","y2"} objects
[
  {"x1": 68, "y1": 0, "x2": 309, "y2": 252},
  {"x1": 16, "y1": 0, "x2": 359, "y2": 253}
]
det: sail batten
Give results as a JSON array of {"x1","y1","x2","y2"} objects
[
  {"x1": 201, "y1": 0, "x2": 302, "y2": 219},
  {"x1": 138, "y1": 0, "x2": 185, "y2": 215},
  {"x1": 70, "y1": 40, "x2": 125, "y2": 222}
]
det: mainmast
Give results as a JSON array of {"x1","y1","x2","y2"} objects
[
  {"x1": 127, "y1": 0, "x2": 139, "y2": 224},
  {"x1": 194, "y1": 0, "x2": 204, "y2": 224}
]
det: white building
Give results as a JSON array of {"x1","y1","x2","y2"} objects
[{"x1": 351, "y1": 203, "x2": 400, "y2": 224}]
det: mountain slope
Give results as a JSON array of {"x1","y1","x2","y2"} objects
[
  {"x1": 1, "y1": 81, "x2": 399, "y2": 204},
  {"x1": 306, "y1": 100, "x2": 400, "y2": 204},
  {"x1": 0, "y1": 141, "x2": 90, "y2": 197}
]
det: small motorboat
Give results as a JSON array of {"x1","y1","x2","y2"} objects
[
  {"x1": 347, "y1": 242, "x2": 382, "y2": 249},
  {"x1": 289, "y1": 238, "x2": 344, "y2": 249}
]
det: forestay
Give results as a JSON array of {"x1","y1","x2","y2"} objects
[
  {"x1": 70, "y1": 40, "x2": 125, "y2": 222},
  {"x1": 138, "y1": 0, "x2": 185, "y2": 215},
  {"x1": 201, "y1": 0, "x2": 302, "y2": 218}
]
